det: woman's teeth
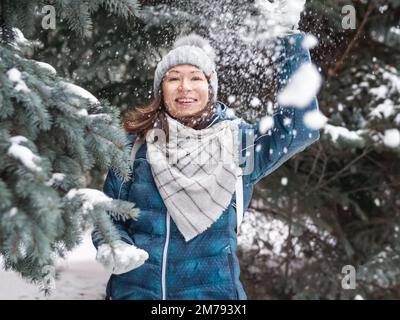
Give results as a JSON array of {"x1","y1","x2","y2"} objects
[{"x1": 176, "y1": 99, "x2": 196, "y2": 103}]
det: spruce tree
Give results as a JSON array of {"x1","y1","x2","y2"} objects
[{"x1": 0, "y1": 0, "x2": 141, "y2": 292}]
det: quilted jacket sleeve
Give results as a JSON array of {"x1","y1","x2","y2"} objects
[{"x1": 243, "y1": 32, "x2": 321, "y2": 184}]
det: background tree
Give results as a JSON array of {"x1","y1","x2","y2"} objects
[{"x1": 239, "y1": 0, "x2": 400, "y2": 300}]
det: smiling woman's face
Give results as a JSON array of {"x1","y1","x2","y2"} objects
[{"x1": 162, "y1": 64, "x2": 210, "y2": 119}]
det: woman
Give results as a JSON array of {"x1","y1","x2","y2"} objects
[{"x1": 92, "y1": 26, "x2": 320, "y2": 301}]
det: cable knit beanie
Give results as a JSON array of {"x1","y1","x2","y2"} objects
[{"x1": 153, "y1": 33, "x2": 218, "y2": 102}]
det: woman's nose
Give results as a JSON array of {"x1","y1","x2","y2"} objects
[{"x1": 178, "y1": 79, "x2": 192, "y2": 91}]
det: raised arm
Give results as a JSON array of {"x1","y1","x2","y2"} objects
[{"x1": 242, "y1": 32, "x2": 320, "y2": 184}]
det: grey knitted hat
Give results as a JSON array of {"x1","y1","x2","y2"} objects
[{"x1": 153, "y1": 33, "x2": 218, "y2": 102}]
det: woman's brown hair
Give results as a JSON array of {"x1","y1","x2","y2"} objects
[{"x1": 123, "y1": 86, "x2": 216, "y2": 141}]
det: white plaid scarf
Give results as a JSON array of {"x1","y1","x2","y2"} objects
[{"x1": 146, "y1": 114, "x2": 243, "y2": 242}]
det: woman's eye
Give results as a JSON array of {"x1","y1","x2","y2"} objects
[
  {"x1": 168, "y1": 78, "x2": 179, "y2": 81},
  {"x1": 192, "y1": 77, "x2": 203, "y2": 81}
]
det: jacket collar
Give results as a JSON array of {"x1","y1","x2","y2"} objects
[{"x1": 206, "y1": 101, "x2": 231, "y2": 128}]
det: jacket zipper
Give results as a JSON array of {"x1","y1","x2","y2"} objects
[{"x1": 161, "y1": 211, "x2": 170, "y2": 300}]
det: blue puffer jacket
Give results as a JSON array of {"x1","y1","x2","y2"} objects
[{"x1": 92, "y1": 32, "x2": 320, "y2": 300}]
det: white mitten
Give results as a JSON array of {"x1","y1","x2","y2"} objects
[
  {"x1": 96, "y1": 240, "x2": 149, "y2": 275},
  {"x1": 256, "y1": 0, "x2": 306, "y2": 36}
]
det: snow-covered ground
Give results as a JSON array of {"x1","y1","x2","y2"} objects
[{"x1": 0, "y1": 232, "x2": 110, "y2": 300}]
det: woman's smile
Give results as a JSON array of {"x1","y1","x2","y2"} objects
[{"x1": 175, "y1": 97, "x2": 198, "y2": 106}]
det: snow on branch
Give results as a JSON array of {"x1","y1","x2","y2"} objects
[
  {"x1": 65, "y1": 188, "x2": 140, "y2": 221},
  {"x1": 7, "y1": 136, "x2": 42, "y2": 173},
  {"x1": 59, "y1": 81, "x2": 100, "y2": 105},
  {"x1": 6, "y1": 68, "x2": 30, "y2": 93},
  {"x1": 66, "y1": 188, "x2": 113, "y2": 216},
  {"x1": 323, "y1": 124, "x2": 366, "y2": 146}
]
